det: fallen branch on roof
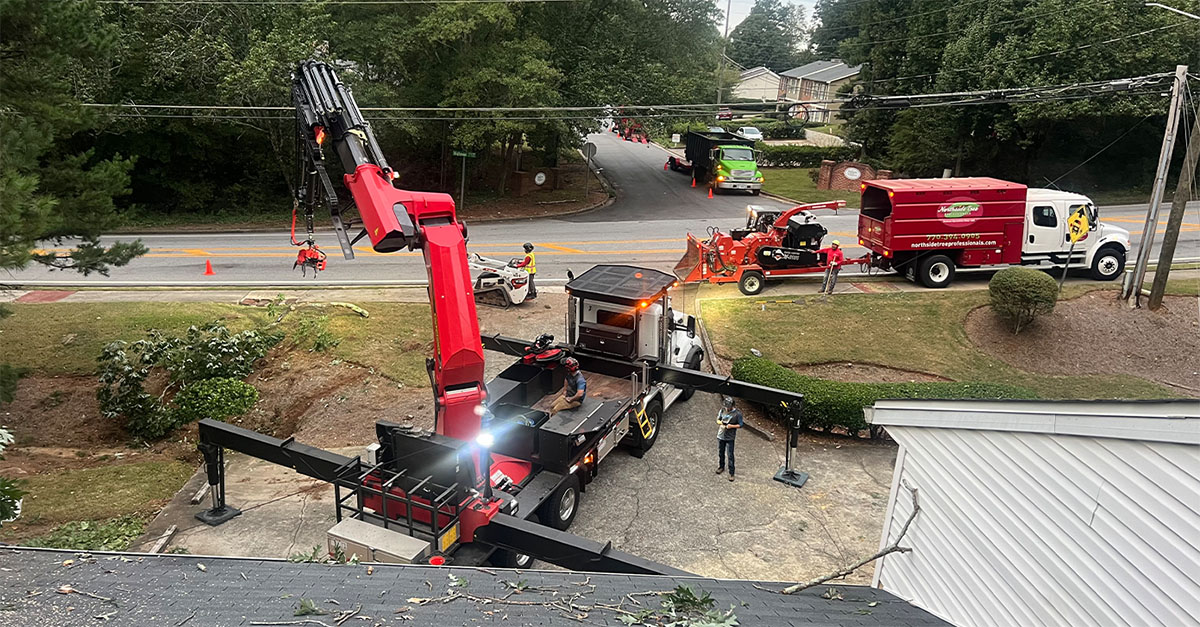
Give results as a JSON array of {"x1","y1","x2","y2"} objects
[{"x1": 781, "y1": 487, "x2": 920, "y2": 595}]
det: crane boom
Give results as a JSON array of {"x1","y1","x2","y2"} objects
[{"x1": 292, "y1": 60, "x2": 485, "y2": 442}]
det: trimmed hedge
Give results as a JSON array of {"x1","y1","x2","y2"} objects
[
  {"x1": 756, "y1": 144, "x2": 858, "y2": 168},
  {"x1": 989, "y1": 267, "x2": 1058, "y2": 334},
  {"x1": 731, "y1": 356, "x2": 1036, "y2": 434}
]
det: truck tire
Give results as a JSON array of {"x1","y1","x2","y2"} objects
[
  {"x1": 751, "y1": 189, "x2": 761, "y2": 196},
  {"x1": 629, "y1": 400, "x2": 663, "y2": 458},
  {"x1": 738, "y1": 270, "x2": 765, "y2": 295},
  {"x1": 917, "y1": 255, "x2": 955, "y2": 289},
  {"x1": 678, "y1": 353, "x2": 703, "y2": 401},
  {"x1": 1089, "y1": 245, "x2": 1125, "y2": 281},
  {"x1": 538, "y1": 473, "x2": 580, "y2": 531},
  {"x1": 489, "y1": 550, "x2": 534, "y2": 569}
]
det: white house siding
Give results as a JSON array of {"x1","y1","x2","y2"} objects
[
  {"x1": 733, "y1": 73, "x2": 780, "y2": 101},
  {"x1": 873, "y1": 420, "x2": 1200, "y2": 627}
]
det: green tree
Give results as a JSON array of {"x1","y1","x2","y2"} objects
[
  {"x1": 728, "y1": 0, "x2": 809, "y2": 72},
  {"x1": 0, "y1": 0, "x2": 145, "y2": 275}
]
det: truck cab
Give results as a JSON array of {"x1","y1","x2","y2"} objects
[
  {"x1": 1022, "y1": 189, "x2": 1130, "y2": 280},
  {"x1": 711, "y1": 144, "x2": 764, "y2": 193}
]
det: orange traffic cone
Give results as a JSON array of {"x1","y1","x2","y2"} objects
[
  {"x1": 204, "y1": 259, "x2": 215, "y2": 276},
  {"x1": 690, "y1": 178, "x2": 696, "y2": 188},
  {"x1": 707, "y1": 187, "x2": 714, "y2": 199}
]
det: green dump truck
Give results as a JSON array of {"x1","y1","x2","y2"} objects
[{"x1": 666, "y1": 130, "x2": 763, "y2": 195}]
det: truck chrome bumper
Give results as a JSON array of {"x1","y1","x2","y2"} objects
[{"x1": 717, "y1": 182, "x2": 762, "y2": 190}]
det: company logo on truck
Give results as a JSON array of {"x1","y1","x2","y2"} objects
[{"x1": 938, "y1": 201, "x2": 980, "y2": 219}]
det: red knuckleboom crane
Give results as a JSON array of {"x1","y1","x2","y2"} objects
[
  {"x1": 291, "y1": 60, "x2": 490, "y2": 446},
  {"x1": 193, "y1": 61, "x2": 805, "y2": 575}
]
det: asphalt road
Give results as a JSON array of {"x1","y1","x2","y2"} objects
[{"x1": 4, "y1": 130, "x2": 1198, "y2": 287}]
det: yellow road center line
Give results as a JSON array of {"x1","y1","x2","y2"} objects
[{"x1": 539, "y1": 243, "x2": 586, "y2": 253}]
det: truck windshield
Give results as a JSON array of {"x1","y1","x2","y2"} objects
[{"x1": 722, "y1": 148, "x2": 754, "y2": 161}]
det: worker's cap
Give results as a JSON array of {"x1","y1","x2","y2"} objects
[
  {"x1": 563, "y1": 357, "x2": 580, "y2": 372},
  {"x1": 831, "y1": 240, "x2": 841, "y2": 246},
  {"x1": 722, "y1": 395, "x2": 734, "y2": 408}
]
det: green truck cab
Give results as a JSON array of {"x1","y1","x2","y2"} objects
[{"x1": 666, "y1": 131, "x2": 763, "y2": 194}]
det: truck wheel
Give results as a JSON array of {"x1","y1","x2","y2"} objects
[
  {"x1": 1090, "y1": 245, "x2": 1125, "y2": 281},
  {"x1": 679, "y1": 353, "x2": 703, "y2": 401},
  {"x1": 917, "y1": 255, "x2": 955, "y2": 289},
  {"x1": 538, "y1": 473, "x2": 580, "y2": 531},
  {"x1": 630, "y1": 400, "x2": 662, "y2": 456},
  {"x1": 738, "y1": 270, "x2": 765, "y2": 295},
  {"x1": 489, "y1": 550, "x2": 534, "y2": 569},
  {"x1": 751, "y1": 189, "x2": 761, "y2": 196}
]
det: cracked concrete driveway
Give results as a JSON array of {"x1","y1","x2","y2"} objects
[
  {"x1": 144, "y1": 297, "x2": 897, "y2": 585},
  {"x1": 569, "y1": 393, "x2": 897, "y2": 584}
]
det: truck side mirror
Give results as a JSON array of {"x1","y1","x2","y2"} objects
[
  {"x1": 686, "y1": 316, "x2": 696, "y2": 338},
  {"x1": 566, "y1": 270, "x2": 575, "y2": 281}
]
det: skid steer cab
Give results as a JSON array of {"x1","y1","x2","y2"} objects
[{"x1": 468, "y1": 252, "x2": 530, "y2": 308}]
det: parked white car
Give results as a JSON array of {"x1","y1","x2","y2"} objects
[{"x1": 736, "y1": 127, "x2": 763, "y2": 141}]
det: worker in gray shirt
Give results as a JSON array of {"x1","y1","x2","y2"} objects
[{"x1": 715, "y1": 396, "x2": 742, "y2": 481}]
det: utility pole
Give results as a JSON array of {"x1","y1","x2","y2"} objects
[
  {"x1": 716, "y1": 0, "x2": 732, "y2": 106},
  {"x1": 1127, "y1": 65, "x2": 1188, "y2": 307},
  {"x1": 1146, "y1": 3, "x2": 1200, "y2": 310},
  {"x1": 1149, "y1": 110, "x2": 1199, "y2": 309}
]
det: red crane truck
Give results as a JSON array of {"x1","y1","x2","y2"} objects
[
  {"x1": 193, "y1": 61, "x2": 804, "y2": 575},
  {"x1": 858, "y1": 178, "x2": 1130, "y2": 288}
]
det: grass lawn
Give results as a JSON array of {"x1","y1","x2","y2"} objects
[
  {"x1": 701, "y1": 285, "x2": 1179, "y2": 400},
  {"x1": 0, "y1": 301, "x2": 433, "y2": 385},
  {"x1": 762, "y1": 168, "x2": 861, "y2": 207},
  {"x1": 1, "y1": 461, "x2": 194, "y2": 547}
]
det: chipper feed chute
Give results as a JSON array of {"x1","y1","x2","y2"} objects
[{"x1": 673, "y1": 234, "x2": 708, "y2": 283}]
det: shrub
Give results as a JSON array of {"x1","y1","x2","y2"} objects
[
  {"x1": 731, "y1": 357, "x2": 1035, "y2": 434},
  {"x1": 172, "y1": 377, "x2": 259, "y2": 425},
  {"x1": 756, "y1": 121, "x2": 807, "y2": 140},
  {"x1": 295, "y1": 315, "x2": 340, "y2": 352},
  {"x1": 97, "y1": 322, "x2": 280, "y2": 440},
  {"x1": 989, "y1": 267, "x2": 1059, "y2": 334},
  {"x1": 756, "y1": 144, "x2": 858, "y2": 167}
]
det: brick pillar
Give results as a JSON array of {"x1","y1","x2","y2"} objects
[{"x1": 817, "y1": 160, "x2": 836, "y2": 190}]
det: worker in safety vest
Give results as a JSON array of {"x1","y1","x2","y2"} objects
[
  {"x1": 817, "y1": 239, "x2": 844, "y2": 300},
  {"x1": 514, "y1": 242, "x2": 537, "y2": 299}
]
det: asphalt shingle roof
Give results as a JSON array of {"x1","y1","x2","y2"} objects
[{"x1": 0, "y1": 547, "x2": 949, "y2": 626}]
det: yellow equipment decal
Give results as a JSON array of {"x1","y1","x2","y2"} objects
[{"x1": 438, "y1": 523, "x2": 460, "y2": 553}]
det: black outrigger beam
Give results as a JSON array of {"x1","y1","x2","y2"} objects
[{"x1": 475, "y1": 515, "x2": 691, "y2": 576}]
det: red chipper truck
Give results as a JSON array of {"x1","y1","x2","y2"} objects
[{"x1": 857, "y1": 178, "x2": 1130, "y2": 288}]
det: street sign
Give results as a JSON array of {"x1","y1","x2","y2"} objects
[
  {"x1": 582, "y1": 142, "x2": 597, "y2": 159},
  {"x1": 1068, "y1": 208, "x2": 1091, "y2": 243},
  {"x1": 452, "y1": 150, "x2": 476, "y2": 158}
]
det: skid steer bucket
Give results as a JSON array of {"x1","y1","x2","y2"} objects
[{"x1": 673, "y1": 235, "x2": 707, "y2": 283}]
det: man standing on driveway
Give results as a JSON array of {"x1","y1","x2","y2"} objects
[
  {"x1": 817, "y1": 239, "x2": 844, "y2": 300},
  {"x1": 715, "y1": 396, "x2": 742, "y2": 481}
]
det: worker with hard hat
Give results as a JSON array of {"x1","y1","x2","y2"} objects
[
  {"x1": 817, "y1": 239, "x2": 845, "y2": 299},
  {"x1": 514, "y1": 242, "x2": 537, "y2": 299},
  {"x1": 550, "y1": 357, "x2": 586, "y2": 415}
]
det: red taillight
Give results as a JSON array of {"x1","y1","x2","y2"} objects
[
  {"x1": 314, "y1": 126, "x2": 326, "y2": 145},
  {"x1": 429, "y1": 555, "x2": 446, "y2": 566}
]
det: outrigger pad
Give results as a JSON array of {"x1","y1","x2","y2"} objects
[
  {"x1": 773, "y1": 467, "x2": 810, "y2": 490},
  {"x1": 195, "y1": 505, "x2": 242, "y2": 526}
]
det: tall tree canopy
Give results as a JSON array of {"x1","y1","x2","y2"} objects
[
  {"x1": 810, "y1": 0, "x2": 1199, "y2": 188},
  {"x1": 728, "y1": 0, "x2": 810, "y2": 72},
  {"x1": 0, "y1": 0, "x2": 145, "y2": 276}
]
